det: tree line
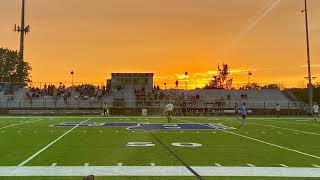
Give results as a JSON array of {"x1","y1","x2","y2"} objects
[
  {"x1": 204, "y1": 63, "x2": 279, "y2": 90},
  {"x1": 0, "y1": 47, "x2": 31, "y2": 87}
]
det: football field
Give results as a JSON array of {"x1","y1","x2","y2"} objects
[{"x1": 0, "y1": 116, "x2": 320, "y2": 180}]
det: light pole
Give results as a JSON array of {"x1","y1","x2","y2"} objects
[
  {"x1": 164, "y1": 83, "x2": 167, "y2": 90},
  {"x1": 13, "y1": 0, "x2": 30, "y2": 60},
  {"x1": 248, "y1": 71, "x2": 253, "y2": 85},
  {"x1": 185, "y1": 72, "x2": 188, "y2": 90},
  {"x1": 302, "y1": 0, "x2": 313, "y2": 114},
  {"x1": 71, "y1": 71, "x2": 74, "y2": 86}
]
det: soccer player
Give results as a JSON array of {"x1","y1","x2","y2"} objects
[
  {"x1": 276, "y1": 103, "x2": 280, "y2": 118},
  {"x1": 313, "y1": 102, "x2": 319, "y2": 122},
  {"x1": 102, "y1": 102, "x2": 109, "y2": 116},
  {"x1": 164, "y1": 102, "x2": 174, "y2": 123},
  {"x1": 240, "y1": 102, "x2": 248, "y2": 127}
]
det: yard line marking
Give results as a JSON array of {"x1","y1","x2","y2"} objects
[
  {"x1": 247, "y1": 164, "x2": 255, "y2": 167},
  {"x1": 118, "y1": 163, "x2": 122, "y2": 166},
  {"x1": 177, "y1": 118, "x2": 320, "y2": 160},
  {"x1": 84, "y1": 163, "x2": 89, "y2": 167},
  {"x1": 280, "y1": 164, "x2": 288, "y2": 167},
  {"x1": 150, "y1": 163, "x2": 156, "y2": 167},
  {"x1": 252, "y1": 123, "x2": 320, "y2": 136},
  {"x1": 51, "y1": 163, "x2": 57, "y2": 166},
  {"x1": 2, "y1": 166, "x2": 320, "y2": 177},
  {"x1": 222, "y1": 130, "x2": 320, "y2": 160},
  {"x1": 312, "y1": 164, "x2": 320, "y2": 168},
  {"x1": 18, "y1": 118, "x2": 92, "y2": 166},
  {"x1": 0, "y1": 119, "x2": 43, "y2": 130},
  {"x1": 214, "y1": 163, "x2": 222, "y2": 167},
  {"x1": 149, "y1": 132, "x2": 203, "y2": 180}
]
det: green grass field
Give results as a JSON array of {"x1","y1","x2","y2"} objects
[{"x1": 0, "y1": 116, "x2": 320, "y2": 180}]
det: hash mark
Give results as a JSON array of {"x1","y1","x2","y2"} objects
[
  {"x1": 280, "y1": 164, "x2": 288, "y2": 167},
  {"x1": 312, "y1": 164, "x2": 320, "y2": 168},
  {"x1": 51, "y1": 163, "x2": 57, "y2": 166}
]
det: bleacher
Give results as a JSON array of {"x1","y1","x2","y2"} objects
[{"x1": 0, "y1": 87, "x2": 304, "y2": 114}]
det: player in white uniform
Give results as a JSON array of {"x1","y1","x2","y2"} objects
[
  {"x1": 164, "y1": 103, "x2": 174, "y2": 123},
  {"x1": 313, "y1": 103, "x2": 319, "y2": 122},
  {"x1": 276, "y1": 103, "x2": 280, "y2": 118}
]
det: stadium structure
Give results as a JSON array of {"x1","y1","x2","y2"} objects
[
  {"x1": 0, "y1": 72, "x2": 303, "y2": 116},
  {"x1": 2, "y1": 0, "x2": 320, "y2": 180}
]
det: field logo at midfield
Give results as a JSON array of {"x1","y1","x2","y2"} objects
[{"x1": 51, "y1": 122, "x2": 235, "y2": 130}]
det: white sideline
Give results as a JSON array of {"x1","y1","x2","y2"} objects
[
  {"x1": 0, "y1": 119, "x2": 43, "y2": 130},
  {"x1": 223, "y1": 130, "x2": 320, "y2": 160},
  {"x1": 252, "y1": 123, "x2": 320, "y2": 136},
  {"x1": 18, "y1": 118, "x2": 92, "y2": 166},
  {"x1": 0, "y1": 166, "x2": 320, "y2": 177},
  {"x1": 183, "y1": 118, "x2": 320, "y2": 161},
  {"x1": 177, "y1": 118, "x2": 320, "y2": 160},
  {"x1": 265, "y1": 119, "x2": 320, "y2": 127}
]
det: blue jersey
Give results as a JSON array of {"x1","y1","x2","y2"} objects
[{"x1": 240, "y1": 106, "x2": 248, "y2": 116}]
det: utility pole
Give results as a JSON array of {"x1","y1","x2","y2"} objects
[
  {"x1": 302, "y1": 0, "x2": 313, "y2": 114},
  {"x1": 71, "y1": 71, "x2": 75, "y2": 86},
  {"x1": 185, "y1": 72, "x2": 188, "y2": 90},
  {"x1": 13, "y1": 0, "x2": 30, "y2": 60}
]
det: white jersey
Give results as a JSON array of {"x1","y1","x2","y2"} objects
[
  {"x1": 165, "y1": 103, "x2": 174, "y2": 111},
  {"x1": 313, "y1": 105, "x2": 319, "y2": 113}
]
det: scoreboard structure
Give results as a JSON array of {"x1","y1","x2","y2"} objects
[{"x1": 110, "y1": 73, "x2": 154, "y2": 91}]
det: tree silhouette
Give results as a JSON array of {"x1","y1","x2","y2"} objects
[
  {"x1": 204, "y1": 63, "x2": 233, "y2": 89},
  {"x1": 241, "y1": 83, "x2": 261, "y2": 90},
  {"x1": 261, "y1": 84, "x2": 279, "y2": 89},
  {"x1": 0, "y1": 48, "x2": 32, "y2": 87}
]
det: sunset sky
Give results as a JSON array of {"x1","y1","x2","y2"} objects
[{"x1": 1, "y1": 0, "x2": 320, "y2": 89}]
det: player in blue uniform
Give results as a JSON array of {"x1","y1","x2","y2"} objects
[{"x1": 240, "y1": 102, "x2": 248, "y2": 127}]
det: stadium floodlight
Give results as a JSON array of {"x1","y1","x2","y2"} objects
[
  {"x1": 71, "y1": 71, "x2": 75, "y2": 86},
  {"x1": 185, "y1": 72, "x2": 188, "y2": 90},
  {"x1": 13, "y1": 0, "x2": 30, "y2": 60},
  {"x1": 302, "y1": 0, "x2": 313, "y2": 115},
  {"x1": 248, "y1": 71, "x2": 253, "y2": 85}
]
